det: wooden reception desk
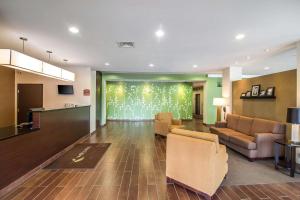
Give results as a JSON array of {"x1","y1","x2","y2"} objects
[{"x1": 0, "y1": 106, "x2": 90, "y2": 194}]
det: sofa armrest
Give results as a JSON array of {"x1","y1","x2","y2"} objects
[
  {"x1": 255, "y1": 133, "x2": 284, "y2": 158},
  {"x1": 215, "y1": 121, "x2": 227, "y2": 128},
  {"x1": 172, "y1": 119, "x2": 182, "y2": 125}
]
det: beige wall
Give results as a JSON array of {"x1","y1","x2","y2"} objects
[
  {"x1": 0, "y1": 67, "x2": 15, "y2": 127},
  {"x1": 232, "y1": 69, "x2": 296, "y2": 123},
  {"x1": 15, "y1": 66, "x2": 92, "y2": 110}
]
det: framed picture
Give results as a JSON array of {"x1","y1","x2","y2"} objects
[
  {"x1": 251, "y1": 85, "x2": 260, "y2": 97},
  {"x1": 259, "y1": 90, "x2": 266, "y2": 96},
  {"x1": 246, "y1": 91, "x2": 251, "y2": 97},
  {"x1": 266, "y1": 87, "x2": 275, "y2": 96}
]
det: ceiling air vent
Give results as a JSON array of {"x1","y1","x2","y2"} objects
[{"x1": 117, "y1": 42, "x2": 135, "y2": 48}]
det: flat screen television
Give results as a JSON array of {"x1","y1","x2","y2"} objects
[{"x1": 58, "y1": 85, "x2": 74, "y2": 95}]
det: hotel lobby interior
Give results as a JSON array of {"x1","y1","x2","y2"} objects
[{"x1": 1, "y1": 0, "x2": 300, "y2": 199}]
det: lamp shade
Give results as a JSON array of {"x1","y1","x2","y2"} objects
[
  {"x1": 287, "y1": 107, "x2": 300, "y2": 124},
  {"x1": 213, "y1": 98, "x2": 226, "y2": 106}
]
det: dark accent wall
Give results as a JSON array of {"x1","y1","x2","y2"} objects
[
  {"x1": 0, "y1": 67, "x2": 15, "y2": 127},
  {"x1": 232, "y1": 70, "x2": 296, "y2": 123}
]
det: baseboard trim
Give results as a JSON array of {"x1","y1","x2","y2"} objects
[{"x1": 0, "y1": 135, "x2": 89, "y2": 198}]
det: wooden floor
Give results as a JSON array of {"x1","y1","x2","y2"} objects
[{"x1": 2, "y1": 121, "x2": 300, "y2": 200}]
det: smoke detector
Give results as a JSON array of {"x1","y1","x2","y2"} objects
[{"x1": 117, "y1": 42, "x2": 135, "y2": 48}]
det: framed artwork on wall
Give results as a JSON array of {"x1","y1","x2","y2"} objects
[
  {"x1": 266, "y1": 87, "x2": 275, "y2": 96},
  {"x1": 251, "y1": 85, "x2": 260, "y2": 97},
  {"x1": 246, "y1": 91, "x2": 251, "y2": 97},
  {"x1": 259, "y1": 90, "x2": 266, "y2": 96}
]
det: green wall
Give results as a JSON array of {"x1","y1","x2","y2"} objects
[
  {"x1": 106, "y1": 81, "x2": 193, "y2": 120},
  {"x1": 100, "y1": 73, "x2": 222, "y2": 125}
]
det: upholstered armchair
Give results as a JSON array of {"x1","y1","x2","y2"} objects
[
  {"x1": 167, "y1": 128, "x2": 228, "y2": 200},
  {"x1": 154, "y1": 112, "x2": 184, "y2": 136}
]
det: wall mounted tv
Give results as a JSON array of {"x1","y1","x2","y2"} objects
[{"x1": 58, "y1": 85, "x2": 74, "y2": 95}]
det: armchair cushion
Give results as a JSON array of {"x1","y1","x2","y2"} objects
[
  {"x1": 171, "y1": 128, "x2": 220, "y2": 152},
  {"x1": 172, "y1": 119, "x2": 182, "y2": 125}
]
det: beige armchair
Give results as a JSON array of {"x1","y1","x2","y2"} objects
[
  {"x1": 167, "y1": 128, "x2": 228, "y2": 200},
  {"x1": 154, "y1": 112, "x2": 184, "y2": 136}
]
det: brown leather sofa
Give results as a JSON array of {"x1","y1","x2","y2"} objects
[
  {"x1": 154, "y1": 112, "x2": 184, "y2": 136},
  {"x1": 167, "y1": 128, "x2": 228, "y2": 199},
  {"x1": 210, "y1": 114, "x2": 286, "y2": 160}
]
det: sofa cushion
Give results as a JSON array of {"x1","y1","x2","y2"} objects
[
  {"x1": 229, "y1": 133, "x2": 256, "y2": 150},
  {"x1": 227, "y1": 114, "x2": 240, "y2": 130},
  {"x1": 211, "y1": 128, "x2": 240, "y2": 141},
  {"x1": 236, "y1": 116, "x2": 254, "y2": 135},
  {"x1": 250, "y1": 118, "x2": 286, "y2": 136}
]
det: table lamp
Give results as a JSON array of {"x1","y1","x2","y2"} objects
[
  {"x1": 213, "y1": 98, "x2": 226, "y2": 122},
  {"x1": 286, "y1": 107, "x2": 300, "y2": 142}
]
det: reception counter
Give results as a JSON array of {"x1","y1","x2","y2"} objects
[{"x1": 0, "y1": 106, "x2": 90, "y2": 193}]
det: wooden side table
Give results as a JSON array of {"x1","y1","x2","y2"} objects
[{"x1": 274, "y1": 139, "x2": 300, "y2": 177}]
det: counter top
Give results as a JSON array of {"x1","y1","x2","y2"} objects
[
  {"x1": 30, "y1": 105, "x2": 90, "y2": 112},
  {"x1": 0, "y1": 126, "x2": 40, "y2": 141}
]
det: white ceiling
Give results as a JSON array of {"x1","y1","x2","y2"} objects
[{"x1": 0, "y1": 0, "x2": 300, "y2": 75}]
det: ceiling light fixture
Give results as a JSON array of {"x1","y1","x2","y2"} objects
[
  {"x1": 264, "y1": 67, "x2": 270, "y2": 70},
  {"x1": 69, "y1": 26, "x2": 79, "y2": 34},
  {"x1": 193, "y1": 64, "x2": 198, "y2": 68},
  {"x1": 0, "y1": 49, "x2": 75, "y2": 81},
  {"x1": 155, "y1": 29, "x2": 165, "y2": 38},
  {"x1": 265, "y1": 48, "x2": 270, "y2": 52},
  {"x1": 149, "y1": 63, "x2": 154, "y2": 67},
  {"x1": 104, "y1": 62, "x2": 110, "y2": 66},
  {"x1": 235, "y1": 34, "x2": 245, "y2": 40}
]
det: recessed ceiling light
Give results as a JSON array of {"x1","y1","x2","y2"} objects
[
  {"x1": 235, "y1": 34, "x2": 245, "y2": 40},
  {"x1": 148, "y1": 63, "x2": 154, "y2": 67},
  {"x1": 265, "y1": 48, "x2": 270, "y2": 52},
  {"x1": 193, "y1": 65, "x2": 198, "y2": 68},
  {"x1": 155, "y1": 29, "x2": 165, "y2": 38},
  {"x1": 264, "y1": 67, "x2": 270, "y2": 70},
  {"x1": 104, "y1": 62, "x2": 110, "y2": 66},
  {"x1": 69, "y1": 26, "x2": 79, "y2": 34}
]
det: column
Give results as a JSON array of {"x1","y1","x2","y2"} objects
[
  {"x1": 222, "y1": 66, "x2": 242, "y2": 115},
  {"x1": 296, "y1": 42, "x2": 300, "y2": 163}
]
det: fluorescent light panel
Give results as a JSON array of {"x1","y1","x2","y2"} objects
[{"x1": 0, "y1": 49, "x2": 75, "y2": 81}]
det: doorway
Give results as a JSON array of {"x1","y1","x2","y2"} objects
[
  {"x1": 195, "y1": 93, "x2": 201, "y2": 115},
  {"x1": 17, "y1": 84, "x2": 43, "y2": 125}
]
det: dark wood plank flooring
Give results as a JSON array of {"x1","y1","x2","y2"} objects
[{"x1": 2, "y1": 121, "x2": 300, "y2": 200}]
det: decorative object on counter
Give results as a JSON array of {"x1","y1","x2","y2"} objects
[
  {"x1": 64, "y1": 103, "x2": 75, "y2": 108},
  {"x1": 251, "y1": 84, "x2": 260, "y2": 97},
  {"x1": 266, "y1": 87, "x2": 275, "y2": 96},
  {"x1": 241, "y1": 93, "x2": 246, "y2": 97}
]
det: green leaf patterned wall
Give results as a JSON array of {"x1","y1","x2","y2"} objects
[{"x1": 106, "y1": 81, "x2": 193, "y2": 120}]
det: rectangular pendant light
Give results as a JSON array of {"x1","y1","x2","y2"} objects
[{"x1": 0, "y1": 49, "x2": 75, "y2": 81}]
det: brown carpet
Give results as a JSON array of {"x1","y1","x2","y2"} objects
[{"x1": 45, "y1": 143, "x2": 110, "y2": 169}]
